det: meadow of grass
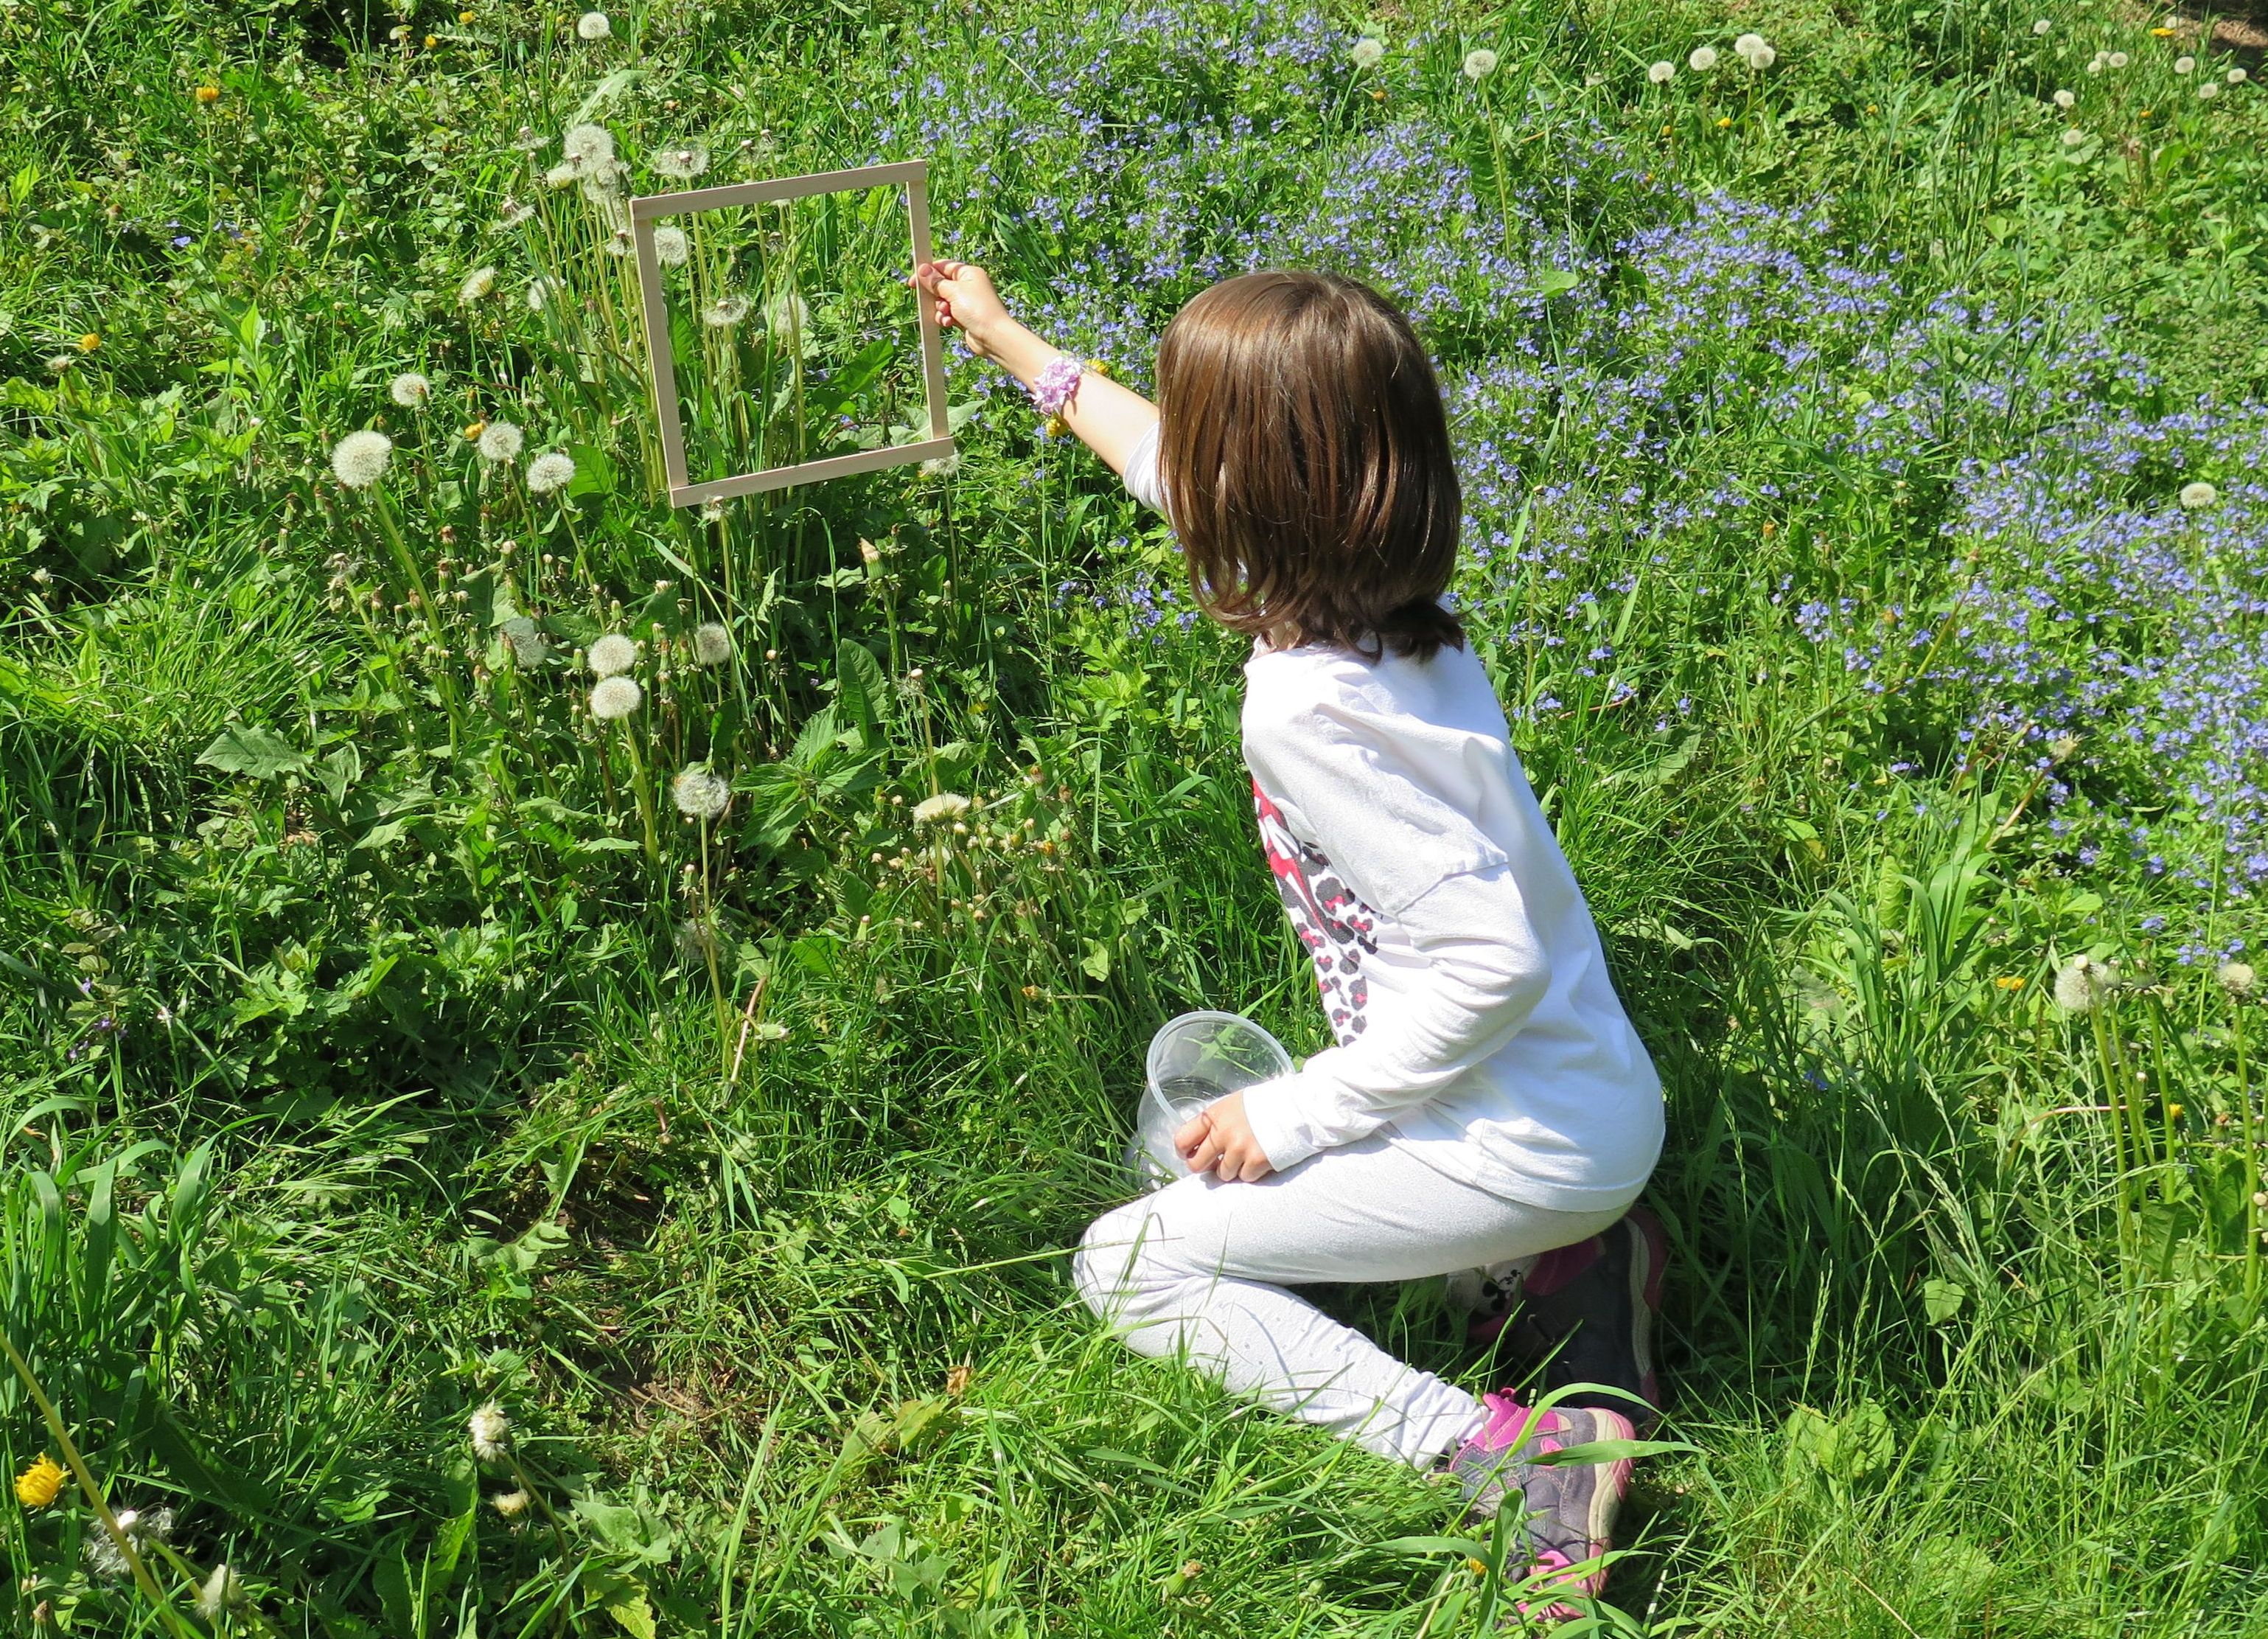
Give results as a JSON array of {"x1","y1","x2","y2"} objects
[{"x1": 4, "y1": 0, "x2": 2268, "y2": 1631}]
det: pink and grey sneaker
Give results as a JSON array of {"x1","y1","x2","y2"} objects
[
  {"x1": 1467, "y1": 1205, "x2": 1668, "y2": 1434},
  {"x1": 1446, "y1": 1392, "x2": 1636, "y2": 1618}
]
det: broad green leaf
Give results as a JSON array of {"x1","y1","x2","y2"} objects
[{"x1": 197, "y1": 724, "x2": 309, "y2": 779}]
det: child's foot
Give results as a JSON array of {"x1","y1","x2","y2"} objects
[
  {"x1": 1475, "y1": 1206, "x2": 1667, "y2": 1433},
  {"x1": 1445, "y1": 1392, "x2": 1635, "y2": 1617}
]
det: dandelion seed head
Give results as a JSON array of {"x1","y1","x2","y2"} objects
[
  {"x1": 2173, "y1": 55, "x2": 2195, "y2": 74},
  {"x1": 526, "y1": 276, "x2": 559, "y2": 311},
  {"x1": 469, "y1": 1402, "x2": 512, "y2": 1463},
  {"x1": 2032, "y1": 18, "x2": 2051, "y2": 35},
  {"x1": 653, "y1": 226, "x2": 690, "y2": 267},
  {"x1": 2178, "y1": 480, "x2": 2219, "y2": 509},
  {"x1": 1688, "y1": 45, "x2": 1719, "y2": 72},
  {"x1": 543, "y1": 161, "x2": 579, "y2": 189},
  {"x1": 2053, "y1": 88, "x2": 2076, "y2": 108},
  {"x1": 672, "y1": 765, "x2": 731, "y2": 821},
  {"x1": 459, "y1": 265, "x2": 498, "y2": 302},
  {"x1": 598, "y1": 672, "x2": 656, "y2": 718},
  {"x1": 764, "y1": 290, "x2": 810, "y2": 332},
  {"x1": 1350, "y1": 37, "x2": 1384, "y2": 69},
  {"x1": 2053, "y1": 955, "x2": 2112, "y2": 1012},
  {"x1": 2197, "y1": 80, "x2": 2219, "y2": 99},
  {"x1": 562, "y1": 122, "x2": 615, "y2": 169},
  {"x1": 329, "y1": 429, "x2": 393, "y2": 490},
  {"x1": 492, "y1": 1489, "x2": 531, "y2": 1518},
  {"x1": 913, "y1": 793, "x2": 971, "y2": 824},
  {"x1": 2229, "y1": 68, "x2": 2249, "y2": 84},
  {"x1": 478, "y1": 420, "x2": 524, "y2": 464},
  {"x1": 2219, "y1": 961, "x2": 2258, "y2": 998},
  {"x1": 702, "y1": 294, "x2": 750, "y2": 327},
  {"x1": 921, "y1": 450, "x2": 961, "y2": 477},
  {"x1": 576, "y1": 10, "x2": 610, "y2": 40},
  {"x1": 652, "y1": 146, "x2": 709, "y2": 179},
  {"x1": 1462, "y1": 48, "x2": 1498, "y2": 79},
  {"x1": 389, "y1": 371, "x2": 432, "y2": 408},
  {"x1": 2062, "y1": 127, "x2": 2087, "y2": 145},
  {"x1": 579, "y1": 163, "x2": 628, "y2": 205},
  {"x1": 1648, "y1": 60, "x2": 1675, "y2": 83},
  {"x1": 691, "y1": 622, "x2": 733, "y2": 665},
  {"x1": 526, "y1": 451, "x2": 576, "y2": 493},
  {"x1": 2107, "y1": 51, "x2": 2129, "y2": 69},
  {"x1": 197, "y1": 1565, "x2": 244, "y2": 1622},
  {"x1": 587, "y1": 633, "x2": 638, "y2": 677}
]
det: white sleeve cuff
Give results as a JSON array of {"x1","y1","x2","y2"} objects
[{"x1": 1238, "y1": 1072, "x2": 1327, "y2": 1173}]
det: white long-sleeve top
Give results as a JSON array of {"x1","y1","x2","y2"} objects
[{"x1": 1126, "y1": 421, "x2": 1663, "y2": 1210}]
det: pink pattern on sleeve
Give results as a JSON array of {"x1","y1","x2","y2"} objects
[{"x1": 1253, "y1": 779, "x2": 1378, "y2": 1045}]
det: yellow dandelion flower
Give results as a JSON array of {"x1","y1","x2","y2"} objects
[
  {"x1": 1086, "y1": 358, "x2": 1113, "y2": 379},
  {"x1": 2150, "y1": 25, "x2": 2177, "y2": 36},
  {"x1": 460, "y1": 8, "x2": 475, "y2": 20},
  {"x1": 1716, "y1": 115, "x2": 1733, "y2": 128},
  {"x1": 423, "y1": 33, "x2": 437, "y2": 46},
  {"x1": 2167, "y1": 1103, "x2": 2184, "y2": 1120},
  {"x1": 195, "y1": 84, "x2": 220, "y2": 104},
  {"x1": 15, "y1": 1454, "x2": 64, "y2": 1508},
  {"x1": 1467, "y1": 1556, "x2": 1489, "y2": 1576},
  {"x1": 76, "y1": 333, "x2": 99, "y2": 352},
  {"x1": 1995, "y1": 974, "x2": 2027, "y2": 991},
  {"x1": 463, "y1": 419, "x2": 487, "y2": 441}
]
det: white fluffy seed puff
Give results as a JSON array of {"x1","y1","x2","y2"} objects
[
  {"x1": 388, "y1": 371, "x2": 431, "y2": 408},
  {"x1": 478, "y1": 421, "x2": 525, "y2": 464},
  {"x1": 1462, "y1": 48, "x2": 1498, "y2": 79},
  {"x1": 1648, "y1": 60, "x2": 1675, "y2": 83},
  {"x1": 652, "y1": 226, "x2": 691, "y2": 268},
  {"x1": 672, "y1": 765, "x2": 731, "y2": 821},
  {"x1": 913, "y1": 792, "x2": 971, "y2": 824},
  {"x1": 562, "y1": 122, "x2": 615, "y2": 170},
  {"x1": 469, "y1": 1402, "x2": 512, "y2": 1463},
  {"x1": 589, "y1": 675, "x2": 643, "y2": 720},
  {"x1": 526, "y1": 451, "x2": 576, "y2": 494},
  {"x1": 587, "y1": 633, "x2": 638, "y2": 677},
  {"x1": 691, "y1": 622, "x2": 733, "y2": 666},
  {"x1": 2053, "y1": 955, "x2": 2115, "y2": 1013},
  {"x1": 1350, "y1": 38, "x2": 1384, "y2": 69},
  {"x1": 458, "y1": 265, "x2": 498, "y2": 303},
  {"x1": 2179, "y1": 481, "x2": 2219, "y2": 510},
  {"x1": 329, "y1": 429, "x2": 392, "y2": 490},
  {"x1": 576, "y1": 10, "x2": 610, "y2": 40}
]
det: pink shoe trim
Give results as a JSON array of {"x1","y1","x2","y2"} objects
[
  {"x1": 1516, "y1": 1548, "x2": 1603, "y2": 1619},
  {"x1": 1472, "y1": 1393, "x2": 1567, "y2": 1455}
]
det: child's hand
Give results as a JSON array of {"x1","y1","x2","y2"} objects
[
  {"x1": 1173, "y1": 1090, "x2": 1275, "y2": 1183},
  {"x1": 910, "y1": 260, "x2": 1014, "y2": 357}
]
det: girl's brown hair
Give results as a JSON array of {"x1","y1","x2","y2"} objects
[{"x1": 1154, "y1": 270, "x2": 1464, "y2": 661}]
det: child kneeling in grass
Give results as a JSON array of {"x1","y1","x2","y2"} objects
[{"x1": 915, "y1": 258, "x2": 1668, "y2": 1611}]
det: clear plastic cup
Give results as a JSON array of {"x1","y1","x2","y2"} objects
[{"x1": 1125, "y1": 1011, "x2": 1294, "y2": 1186}]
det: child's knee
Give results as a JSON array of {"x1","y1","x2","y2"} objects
[{"x1": 1073, "y1": 1200, "x2": 1162, "y2": 1320}]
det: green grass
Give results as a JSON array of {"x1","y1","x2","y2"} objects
[{"x1": 3, "y1": 0, "x2": 2267, "y2": 1632}]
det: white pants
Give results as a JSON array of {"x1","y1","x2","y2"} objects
[{"x1": 1072, "y1": 1135, "x2": 1629, "y2": 1467}]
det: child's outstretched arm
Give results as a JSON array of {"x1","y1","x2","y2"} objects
[{"x1": 912, "y1": 259, "x2": 1159, "y2": 478}]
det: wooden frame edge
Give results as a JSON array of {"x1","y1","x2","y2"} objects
[{"x1": 632, "y1": 159, "x2": 955, "y2": 508}]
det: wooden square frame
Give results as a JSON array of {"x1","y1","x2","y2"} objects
[{"x1": 631, "y1": 159, "x2": 954, "y2": 509}]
